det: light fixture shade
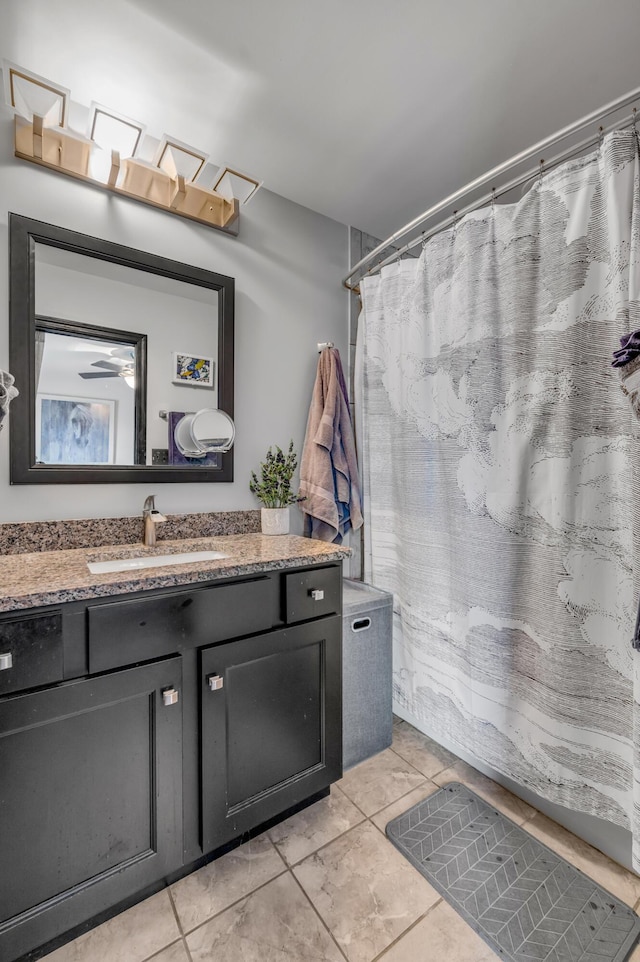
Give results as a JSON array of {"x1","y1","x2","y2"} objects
[
  {"x1": 212, "y1": 166, "x2": 262, "y2": 205},
  {"x1": 155, "y1": 136, "x2": 208, "y2": 182},
  {"x1": 2, "y1": 60, "x2": 69, "y2": 126},
  {"x1": 88, "y1": 103, "x2": 145, "y2": 158}
]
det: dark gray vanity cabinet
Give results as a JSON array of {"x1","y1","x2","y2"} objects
[
  {"x1": 0, "y1": 657, "x2": 183, "y2": 962},
  {"x1": 0, "y1": 561, "x2": 343, "y2": 962},
  {"x1": 201, "y1": 617, "x2": 342, "y2": 851}
]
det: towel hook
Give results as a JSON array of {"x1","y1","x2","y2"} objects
[{"x1": 317, "y1": 341, "x2": 334, "y2": 353}]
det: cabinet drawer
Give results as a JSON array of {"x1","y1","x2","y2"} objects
[
  {"x1": 0, "y1": 612, "x2": 63, "y2": 695},
  {"x1": 88, "y1": 575, "x2": 277, "y2": 673},
  {"x1": 284, "y1": 566, "x2": 341, "y2": 623}
]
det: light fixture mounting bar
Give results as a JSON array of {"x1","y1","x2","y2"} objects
[{"x1": 13, "y1": 116, "x2": 240, "y2": 236}]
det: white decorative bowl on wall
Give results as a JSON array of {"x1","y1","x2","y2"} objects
[{"x1": 261, "y1": 507, "x2": 290, "y2": 535}]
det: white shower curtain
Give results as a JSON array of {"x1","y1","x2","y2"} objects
[{"x1": 356, "y1": 130, "x2": 640, "y2": 868}]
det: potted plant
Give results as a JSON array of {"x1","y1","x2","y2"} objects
[{"x1": 250, "y1": 441, "x2": 303, "y2": 535}]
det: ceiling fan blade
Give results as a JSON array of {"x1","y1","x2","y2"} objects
[
  {"x1": 91, "y1": 359, "x2": 124, "y2": 372},
  {"x1": 110, "y1": 347, "x2": 135, "y2": 361},
  {"x1": 78, "y1": 371, "x2": 121, "y2": 379}
]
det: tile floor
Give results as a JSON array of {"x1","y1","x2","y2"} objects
[{"x1": 44, "y1": 718, "x2": 640, "y2": 962}]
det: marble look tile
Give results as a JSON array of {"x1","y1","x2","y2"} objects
[
  {"x1": 391, "y1": 722, "x2": 459, "y2": 778},
  {"x1": 268, "y1": 785, "x2": 364, "y2": 865},
  {"x1": 370, "y1": 780, "x2": 440, "y2": 833},
  {"x1": 337, "y1": 748, "x2": 426, "y2": 816},
  {"x1": 147, "y1": 942, "x2": 190, "y2": 962},
  {"x1": 170, "y1": 834, "x2": 285, "y2": 933},
  {"x1": 432, "y1": 760, "x2": 536, "y2": 825},
  {"x1": 293, "y1": 820, "x2": 439, "y2": 962},
  {"x1": 44, "y1": 890, "x2": 179, "y2": 962},
  {"x1": 186, "y1": 872, "x2": 343, "y2": 962},
  {"x1": 522, "y1": 811, "x2": 640, "y2": 908},
  {"x1": 378, "y1": 901, "x2": 496, "y2": 962}
]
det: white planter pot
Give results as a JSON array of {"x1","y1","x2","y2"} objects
[{"x1": 261, "y1": 507, "x2": 290, "y2": 535}]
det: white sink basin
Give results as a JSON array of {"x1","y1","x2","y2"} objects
[{"x1": 87, "y1": 550, "x2": 229, "y2": 574}]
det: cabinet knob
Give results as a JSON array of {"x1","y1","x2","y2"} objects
[
  {"x1": 0, "y1": 652, "x2": 12, "y2": 671},
  {"x1": 208, "y1": 674, "x2": 224, "y2": 691},
  {"x1": 162, "y1": 687, "x2": 179, "y2": 707},
  {"x1": 310, "y1": 589, "x2": 325, "y2": 602}
]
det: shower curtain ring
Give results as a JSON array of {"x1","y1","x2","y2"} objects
[
  {"x1": 633, "y1": 107, "x2": 638, "y2": 133},
  {"x1": 538, "y1": 159, "x2": 544, "y2": 185},
  {"x1": 598, "y1": 125, "x2": 604, "y2": 152},
  {"x1": 491, "y1": 188, "x2": 496, "y2": 213}
]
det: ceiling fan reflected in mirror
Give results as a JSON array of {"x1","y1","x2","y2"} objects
[{"x1": 78, "y1": 346, "x2": 136, "y2": 387}]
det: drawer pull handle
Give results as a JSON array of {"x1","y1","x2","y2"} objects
[
  {"x1": 208, "y1": 674, "x2": 224, "y2": 691},
  {"x1": 0, "y1": 652, "x2": 12, "y2": 671},
  {"x1": 352, "y1": 618, "x2": 371, "y2": 632},
  {"x1": 310, "y1": 589, "x2": 325, "y2": 602},
  {"x1": 162, "y1": 687, "x2": 179, "y2": 707}
]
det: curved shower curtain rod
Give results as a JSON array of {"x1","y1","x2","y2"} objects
[{"x1": 343, "y1": 85, "x2": 640, "y2": 293}]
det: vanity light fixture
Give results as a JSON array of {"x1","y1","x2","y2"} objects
[{"x1": 2, "y1": 60, "x2": 261, "y2": 235}]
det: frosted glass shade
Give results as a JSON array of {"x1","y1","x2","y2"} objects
[
  {"x1": 2, "y1": 61, "x2": 68, "y2": 126},
  {"x1": 212, "y1": 166, "x2": 262, "y2": 204}
]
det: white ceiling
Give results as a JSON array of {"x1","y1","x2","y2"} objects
[{"x1": 2, "y1": 0, "x2": 640, "y2": 243}]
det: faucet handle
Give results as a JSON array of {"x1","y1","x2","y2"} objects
[{"x1": 143, "y1": 495, "x2": 156, "y2": 512}]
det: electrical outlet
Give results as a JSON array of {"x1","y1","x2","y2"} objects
[{"x1": 152, "y1": 448, "x2": 169, "y2": 465}]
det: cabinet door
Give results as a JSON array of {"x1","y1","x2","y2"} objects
[
  {"x1": 200, "y1": 618, "x2": 341, "y2": 852},
  {"x1": 0, "y1": 657, "x2": 183, "y2": 962}
]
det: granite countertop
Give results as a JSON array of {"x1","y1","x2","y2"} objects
[{"x1": 0, "y1": 534, "x2": 351, "y2": 613}]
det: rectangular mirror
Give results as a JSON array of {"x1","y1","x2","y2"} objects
[{"x1": 9, "y1": 214, "x2": 234, "y2": 483}]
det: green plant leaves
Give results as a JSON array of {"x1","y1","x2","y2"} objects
[{"x1": 249, "y1": 439, "x2": 305, "y2": 508}]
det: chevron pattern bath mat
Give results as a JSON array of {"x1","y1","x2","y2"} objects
[{"x1": 386, "y1": 783, "x2": 640, "y2": 962}]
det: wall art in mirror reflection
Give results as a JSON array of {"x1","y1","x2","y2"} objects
[{"x1": 36, "y1": 394, "x2": 116, "y2": 464}]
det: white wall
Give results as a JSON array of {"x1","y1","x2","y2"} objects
[{"x1": 0, "y1": 114, "x2": 349, "y2": 523}]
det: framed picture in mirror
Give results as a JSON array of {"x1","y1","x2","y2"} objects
[
  {"x1": 172, "y1": 352, "x2": 215, "y2": 387},
  {"x1": 36, "y1": 394, "x2": 116, "y2": 465}
]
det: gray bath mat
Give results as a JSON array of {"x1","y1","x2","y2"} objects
[{"x1": 386, "y1": 783, "x2": 640, "y2": 962}]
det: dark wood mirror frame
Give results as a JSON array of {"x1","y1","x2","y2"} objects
[{"x1": 9, "y1": 213, "x2": 234, "y2": 484}]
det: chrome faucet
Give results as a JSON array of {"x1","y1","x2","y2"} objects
[{"x1": 143, "y1": 495, "x2": 167, "y2": 547}]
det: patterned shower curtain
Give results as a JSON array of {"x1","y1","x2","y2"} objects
[{"x1": 356, "y1": 130, "x2": 640, "y2": 868}]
